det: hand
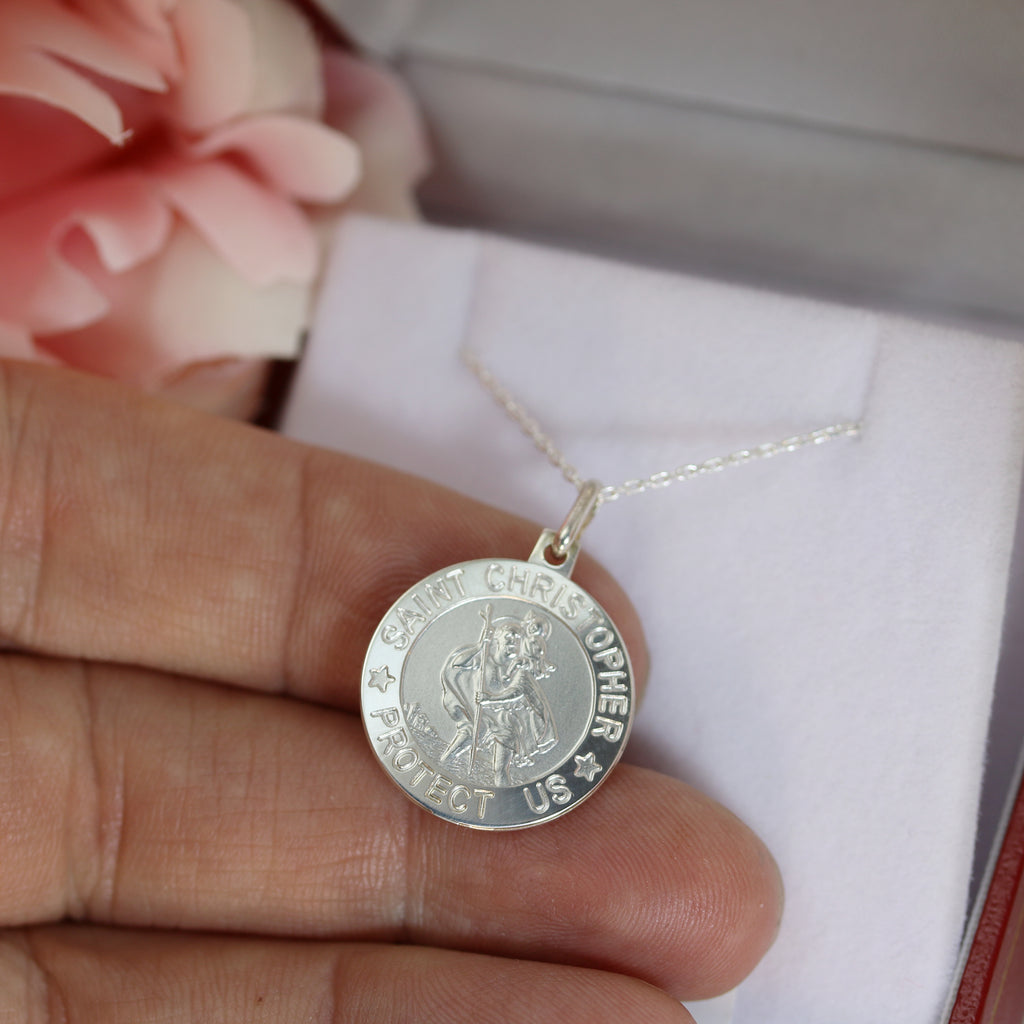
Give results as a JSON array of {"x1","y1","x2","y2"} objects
[{"x1": 0, "y1": 363, "x2": 782, "y2": 1023}]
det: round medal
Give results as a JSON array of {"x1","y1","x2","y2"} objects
[{"x1": 360, "y1": 531, "x2": 634, "y2": 829}]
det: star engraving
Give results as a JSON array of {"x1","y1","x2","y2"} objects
[
  {"x1": 573, "y1": 752, "x2": 603, "y2": 782},
  {"x1": 367, "y1": 665, "x2": 396, "y2": 694}
]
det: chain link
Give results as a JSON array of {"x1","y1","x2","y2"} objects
[{"x1": 461, "y1": 348, "x2": 861, "y2": 505}]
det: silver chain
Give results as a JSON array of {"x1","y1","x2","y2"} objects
[{"x1": 461, "y1": 347, "x2": 861, "y2": 504}]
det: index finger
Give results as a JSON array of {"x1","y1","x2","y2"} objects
[{"x1": 0, "y1": 362, "x2": 648, "y2": 709}]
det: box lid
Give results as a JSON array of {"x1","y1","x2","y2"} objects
[
  {"x1": 326, "y1": 0, "x2": 1024, "y2": 160},
  {"x1": 317, "y1": 0, "x2": 1024, "y2": 328}
]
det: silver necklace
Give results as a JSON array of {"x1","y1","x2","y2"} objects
[{"x1": 361, "y1": 346, "x2": 861, "y2": 830}]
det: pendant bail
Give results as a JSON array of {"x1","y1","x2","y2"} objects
[{"x1": 553, "y1": 479, "x2": 602, "y2": 559}]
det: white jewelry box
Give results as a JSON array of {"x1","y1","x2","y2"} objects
[
  {"x1": 325, "y1": 0, "x2": 1024, "y2": 327},
  {"x1": 302, "y1": 5, "x2": 1024, "y2": 1022}
]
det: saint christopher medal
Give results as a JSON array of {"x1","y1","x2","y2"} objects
[{"x1": 360, "y1": 482, "x2": 634, "y2": 830}]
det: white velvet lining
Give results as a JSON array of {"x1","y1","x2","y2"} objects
[{"x1": 284, "y1": 216, "x2": 1024, "y2": 1024}]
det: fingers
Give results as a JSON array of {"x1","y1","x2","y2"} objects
[
  {"x1": 0, "y1": 655, "x2": 781, "y2": 1000},
  {"x1": 8, "y1": 926, "x2": 696, "y2": 1024},
  {"x1": 0, "y1": 361, "x2": 648, "y2": 709}
]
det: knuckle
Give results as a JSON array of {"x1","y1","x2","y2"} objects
[
  {"x1": 0, "y1": 364, "x2": 53, "y2": 648},
  {"x1": 7, "y1": 932, "x2": 71, "y2": 1024},
  {"x1": 69, "y1": 666, "x2": 126, "y2": 921},
  {"x1": 0, "y1": 659, "x2": 123, "y2": 926}
]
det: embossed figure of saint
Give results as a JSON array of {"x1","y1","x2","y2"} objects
[
  {"x1": 521, "y1": 609, "x2": 555, "y2": 679},
  {"x1": 440, "y1": 606, "x2": 558, "y2": 786}
]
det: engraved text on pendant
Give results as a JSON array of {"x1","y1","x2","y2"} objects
[{"x1": 360, "y1": 552, "x2": 634, "y2": 830}]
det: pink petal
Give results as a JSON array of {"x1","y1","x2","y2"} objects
[
  {"x1": 0, "y1": 48, "x2": 128, "y2": 144},
  {"x1": 84, "y1": 0, "x2": 177, "y2": 37},
  {"x1": 168, "y1": 0, "x2": 326, "y2": 131},
  {"x1": 191, "y1": 115, "x2": 361, "y2": 203},
  {"x1": 37, "y1": 222, "x2": 308, "y2": 387},
  {"x1": 71, "y1": 0, "x2": 183, "y2": 81},
  {"x1": 157, "y1": 357, "x2": 271, "y2": 419},
  {"x1": 321, "y1": 50, "x2": 430, "y2": 218},
  {"x1": 1, "y1": 0, "x2": 167, "y2": 90},
  {"x1": 19, "y1": 247, "x2": 110, "y2": 335},
  {"x1": 0, "y1": 172, "x2": 172, "y2": 334},
  {"x1": 0, "y1": 95, "x2": 116, "y2": 204},
  {"x1": 231, "y1": 0, "x2": 323, "y2": 117},
  {"x1": 151, "y1": 157, "x2": 318, "y2": 285},
  {"x1": 0, "y1": 0, "x2": 166, "y2": 142},
  {"x1": 65, "y1": 174, "x2": 173, "y2": 273},
  {"x1": 0, "y1": 201, "x2": 108, "y2": 334},
  {"x1": 168, "y1": 0, "x2": 252, "y2": 131}
]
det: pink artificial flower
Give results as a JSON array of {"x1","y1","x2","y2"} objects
[{"x1": 0, "y1": 0, "x2": 429, "y2": 415}]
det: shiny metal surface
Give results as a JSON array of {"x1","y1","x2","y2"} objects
[
  {"x1": 361, "y1": 538, "x2": 634, "y2": 829},
  {"x1": 553, "y1": 479, "x2": 601, "y2": 559}
]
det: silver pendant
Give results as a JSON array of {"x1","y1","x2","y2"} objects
[{"x1": 361, "y1": 485, "x2": 634, "y2": 830}]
